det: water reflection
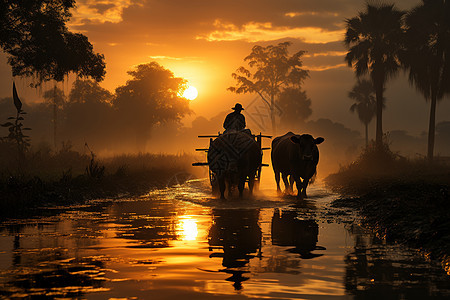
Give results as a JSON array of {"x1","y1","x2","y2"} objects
[
  {"x1": 108, "y1": 200, "x2": 178, "y2": 248},
  {"x1": 0, "y1": 184, "x2": 449, "y2": 299},
  {"x1": 271, "y1": 208, "x2": 325, "y2": 259},
  {"x1": 0, "y1": 218, "x2": 106, "y2": 298},
  {"x1": 208, "y1": 208, "x2": 262, "y2": 290},
  {"x1": 345, "y1": 223, "x2": 450, "y2": 299}
]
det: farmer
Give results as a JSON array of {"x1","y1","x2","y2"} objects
[{"x1": 223, "y1": 103, "x2": 246, "y2": 132}]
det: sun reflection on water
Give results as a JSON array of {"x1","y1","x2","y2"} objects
[{"x1": 177, "y1": 216, "x2": 198, "y2": 241}]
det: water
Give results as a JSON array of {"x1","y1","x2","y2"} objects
[{"x1": 0, "y1": 179, "x2": 449, "y2": 299}]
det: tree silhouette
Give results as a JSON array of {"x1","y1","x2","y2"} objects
[
  {"x1": 68, "y1": 79, "x2": 113, "y2": 104},
  {"x1": 403, "y1": 0, "x2": 450, "y2": 161},
  {"x1": 276, "y1": 87, "x2": 312, "y2": 129},
  {"x1": 348, "y1": 79, "x2": 378, "y2": 147},
  {"x1": 63, "y1": 80, "x2": 114, "y2": 149},
  {"x1": 0, "y1": 0, "x2": 105, "y2": 85},
  {"x1": 114, "y1": 62, "x2": 191, "y2": 151},
  {"x1": 228, "y1": 42, "x2": 309, "y2": 134},
  {"x1": 345, "y1": 3, "x2": 405, "y2": 149}
]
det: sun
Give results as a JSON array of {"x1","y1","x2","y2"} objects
[{"x1": 182, "y1": 85, "x2": 198, "y2": 100}]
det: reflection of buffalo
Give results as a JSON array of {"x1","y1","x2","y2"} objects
[
  {"x1": 208, "y1": 208, "x2": 261, "y2": 290},
  {"x1": 271, "y1": 209, "x2": 325, "y2": 259},
  {"x1": 208, "y1": 132, "x2": 262, "y2": 199},
  {"x1": 271, "y1": 132, "x2": 324, "y2": 199}
]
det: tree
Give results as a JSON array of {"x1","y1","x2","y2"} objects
[
  {"x1": 63, "y1": 80, "x2": 114, "y2": 149},
  {"x1": 228, "y1": 42, "x2": 309, "y2": 134},
  {"x1": 0, "y1": 0, "x2": 105, "y2": 85},
  {"x1": 403, "y1": 0, "x2": 450, "y2": 161},
  {"x1": 43, "y1": 86, "x2": 66, "y2": 148},
  {"x1": 348, "y1": 79, "x2": 377, "y2": 147},
  {"x1": 114, "y1": 62, "x2": 191, "y2": 151},
  {"x1": 344, "y1": 3, "x2": 405, "y2": 149},
  {"x1": 276, "y1": 87, "x2": 312, "y2": 129},
  {"x1": 68, "y1": 79, "x2": 113, "y2": 104}
]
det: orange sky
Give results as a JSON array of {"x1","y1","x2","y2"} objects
[{"x1": 1, "y1": 0, "x2": 449, "y2": 135}]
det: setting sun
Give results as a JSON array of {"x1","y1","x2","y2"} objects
[{"x1": 182, "y1": 85, "x2": 198, "y2": 100}]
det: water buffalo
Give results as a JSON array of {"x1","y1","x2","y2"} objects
[
  {"x1": 271, "y1": 132, "x2": 324, "y2": 199},
  {"x1": 208, "y1": 131, "x2": 262, "y2": 199}
]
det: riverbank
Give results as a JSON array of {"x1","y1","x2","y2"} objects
[
  {"x1": 0, "y1": 151, "x2": 199, "y2": 218},
  {"x1": 325, "y1": 146, "x2": 450, "y2": 272}
]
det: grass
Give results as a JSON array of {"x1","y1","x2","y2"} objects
[
  {"x1": 0, "y1": 143, "x2": 199, "y2": 218},
  {"x1": 325, "y1": 142, "x2": 450, "y2": 271},
  {"x1": 325, "y1": 142, "x2": 450, "y2": 195}
]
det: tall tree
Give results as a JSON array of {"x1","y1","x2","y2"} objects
[
  {"x1": 0, "y1": 0, "x2": 105, "y2": 85},
  {"x1": 348, "y1": 79, "x2": 377, "y2": 147},
  {"x1": 114, "y1": 62, "x2": 191, "y2": 151},
  {"x1": 228, "y1": 42, "x2": 309, "y2": 134},
  {"x1": 404, "y1": 0, "x2": 450, "y2": 161},
  {"x1": 344, "y1": 3, "x2": 405, "y2": 149},
  {"x1": 276, "y1": 87, "x2": 312, "y2": 129}
]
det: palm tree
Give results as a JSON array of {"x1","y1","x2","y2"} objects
[
  {"x1": 344, "y1": 3, "x2": 405, "y2": 149},
  {"x1": 404, "y1": 0, "x2": 450, "y2": 161},
  {"x1": 349, "y1": 79, "x2": 377, "y2": 147}
]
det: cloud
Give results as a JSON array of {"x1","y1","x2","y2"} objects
[
  {"x1": 69, "y1": 0, "x2": 138, "y2": 25},
  {"x1": 148, "y1": 55, "x2": 205, "y2": 63},
  {"x1": 198, "y1": 20, "x2": 345, "y2": 43},
  {"x1": 305, "y1": 63, "x2": 347, "y2": 72}
]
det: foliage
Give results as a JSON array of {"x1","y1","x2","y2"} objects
[
  {"x1": 403, "y1": 0, "x2": 450, "y2": 160},
  {"x1": 69, "y1": 79, "x2": 114, "y2": 104},
  {"x1": 85, "y1": 144, "x2": 105, "y2": 180},
  {"x1": 228, "y1": 41, "x2": 309, "y2": 133},
  {"x1": 43, "y1": 86, "x2": 66, "y2": 108},
  {"x1": 1, "y1": 110, "x2": 31, "y2": 155},
  {"x1": 1, "y1": 84, "x2": 31, "y2": 156},
  {"x1": 344, "y1": 3, "x2": 405, "y2": 148},
  {"x1": 114, "y1": 62, "x2": 192, "y2": 150},
  {"x1": 0, "y1": 0, "x2": 105, "y2": 85},
  {"x1": 348, "y1": 79, "x2": 377, "y2": 146},
  {"x1": 276, "y1": 87, "x2": 312, "y2": 128}
]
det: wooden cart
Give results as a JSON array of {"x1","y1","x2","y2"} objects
[{"x1": 193, "y1": 132, "x2": 271, "y2": 193}]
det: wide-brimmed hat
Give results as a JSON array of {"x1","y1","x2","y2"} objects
[{"x1": 232, "y1": 103, "x2": 244, "y2": 111}]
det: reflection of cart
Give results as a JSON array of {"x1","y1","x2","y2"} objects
[{"x1": 192, "y1": 132, "x2": 271, "y2": 194}]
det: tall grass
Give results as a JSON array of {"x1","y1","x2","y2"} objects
[
  {"x1": 0, "y1": 143, "x2": 199, "y2": 217},
  {"x1": 325, "y1": 140, "x2": 450, "y2": 195}
]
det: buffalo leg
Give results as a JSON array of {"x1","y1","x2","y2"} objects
[
  {"x1": 218, "y1": 175, "x2": 226, "y2": 200},
  {"x1": 248, "y1": 172, "x2": 256, "y2": 196},
  {"x1": 282, "y1": 174, "x2": 290, "y2": 193},
  {"x1": 302, "y1": 178, "x2": 310, "y2": 198},
  {"x1": 238, "y1": 175, "x2": 246, "y2": 198},
  {"x1": 274, "y1": 171, "x2": 281, "y2": 194},
  {"x1": 289, "y1": 176, "x2": 294, "y2": 192},
  {"x1": 294, "y1": 176, "x2": 303, "y2": 199}
]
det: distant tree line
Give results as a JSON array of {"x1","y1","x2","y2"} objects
[
  {"x1": 345, "y1": 0, "x2": 450, "y2": 161},
  {"x1": 0, "y1": 62, "x2": 191, "y2": 153}
]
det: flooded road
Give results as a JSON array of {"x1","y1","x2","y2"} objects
[{"x1": 1, "y1": 179, "x2": 449, "y2": 299}]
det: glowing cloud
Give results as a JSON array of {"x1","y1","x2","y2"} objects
[
  {"x1": 69, "y1": 0, "x2": 138, "y2": 25},
  {"x1": 197, "y1": 20, "x2": 345, "y2": 43}
]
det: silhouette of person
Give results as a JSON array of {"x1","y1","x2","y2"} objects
[{"x1": 223, "y1": 103, "x2": 246, "y2": 132}]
